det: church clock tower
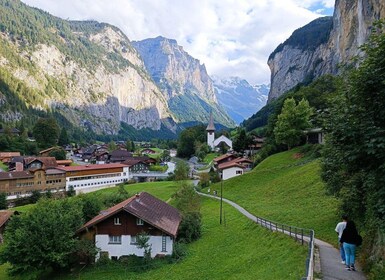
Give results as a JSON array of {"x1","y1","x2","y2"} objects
[{"x1": 206, "y1": 112, "x2": 215, "y2": 149}]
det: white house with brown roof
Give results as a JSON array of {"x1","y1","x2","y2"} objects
[
  {"x1": 57, "y1": 163, "x2": 130, "y2": 194},
  {"x1": 216, "y1": 156, "x2": 253, "y2": 180},
  {"x1": 77, "y1": 192, "x2": 181, "y2": 260}
]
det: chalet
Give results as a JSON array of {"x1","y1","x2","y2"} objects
[
  {"x1": 77, "y1": 192, "x2": 181, "y2": 260},
  {"x1": 24, "y1": 157, "x2": 58, "y2": 170},
  {"x1": 0, "y1": 152, "x2": 21, "y2": 164},
  {"x1": 218, "y1": 161, "x2": 246, "y2": 180},
  {"x1": 95, "y1": 151, "x2": 109, "y2": 164},
  {"x1": 38, "y1": 147, "x2": 57, "y2": 157},
  {"x1": 57, "y1": 163, "x2": 130, "y2": 194},
  {"x1": 0, "y1": 168, "x2": 66, "y2": 200},
  {"x1": 109, "y1": 150, "x2": 133, "y2": 163},
  {"x1": 122, "y1": 159, "x2": 149, "y2": 174},
  {"x1": 141, "y1": 148, "x2": 156, "y2": 155},
  {"x1": 82, "y1": 145, "x2": 98, "y2": 162},
  {"x1": 213, "y1": 153, "x2": 238, "y2": 167},
  {"x1": 216, "y1": 157, "x2": 253, "y2": 180}
]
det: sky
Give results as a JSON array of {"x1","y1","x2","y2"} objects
[{"x1": 21, "y1": 0, "x2": 334, "y2": 85}]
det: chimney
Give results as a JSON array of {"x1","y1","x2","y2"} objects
[
  {"x1": 16, "y1": 162, "x2": 23, "y2": 172},
  {"x1": 135, "y1": 193, "x2": 140, "y2": 201}
]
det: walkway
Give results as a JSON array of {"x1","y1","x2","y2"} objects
[{"x1": 197, "y1": 191, "x2": 366, "y2": 280}]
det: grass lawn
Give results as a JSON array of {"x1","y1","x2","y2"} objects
[
  {"x1": 203, "y1": 153, "x2": 219, "y2": 164},
  {"x1": 210, "y1": 147, "x2": 339, "y2": 244},
  {"x1": 56, "y1": 197, "x2": 307, "y2": 280}
]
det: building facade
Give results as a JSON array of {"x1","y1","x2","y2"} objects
[
  {"x1": 78, "y1": 192, "x2": 181, "y2": 260},
  {"x1": 58, "y1": 164, "x2": 130, "y2": 194}
]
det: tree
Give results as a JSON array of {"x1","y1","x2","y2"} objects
[
  {"x1": 174, "y1": 161, "x2": 190, "y2": 181},
  {"x1": 32, "y1": 118, "x2": 60, "y2": 149},
  {"x1": 274, "y1": 98, "x2": 313, "y2": 149},
  {"x1": 108, "y1": 141, "x2": 117, "y2": 152},
  {"x1": 0, "y1": 192, "x2": 7, "y2": 210},
  {"x1": 58, "y1": 127, "x2": 69, "y2": 146},
  {"x1": 177, "y1": 125, "x2": 206, "y2": 158},
  {"x1": 125, "y1": 139, "x2": 132, "y2": 152},
  {"x1": 0, "y1": 199, "x2": 84, "y2": 275},
  {"x1": 233, "y1": 128, "x2": 247, "y2": 152},
  {"x1": 48, "y1": 147, "x2": 66, "y2": 160},
  {"x1": 321, "y1": 21, "x2": 385, "y2": 278},
  {"x1": 173, "y1": 183, "x2": 202, "y2": 243}
]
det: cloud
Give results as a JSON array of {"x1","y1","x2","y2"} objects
[{"x1": 21, "y1": 0, "x2": 334, "y2": 85}]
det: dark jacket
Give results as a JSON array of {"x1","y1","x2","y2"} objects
[{"x1": 340, "y1": 221, "x2": 359, "y2": 245}]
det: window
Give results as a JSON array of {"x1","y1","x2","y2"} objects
[
  {"x1": 114, "y1": 217, "x2": 121, "y2": 225},
  {"x1": 130, "y1": 235, "x2": 137, "y2": 244},
  {"x1": 236, "y1": 170, "x2": 243, "y2": 175},
  {"x1": 136, "y1": 218, "x2": 144, "y2": 225},
  {"x1": 109, "y1": 235, "x2": 121, "y2": 244},
  {"x1": 162, "y1": 236, "x2": 167, "y2": 252}
]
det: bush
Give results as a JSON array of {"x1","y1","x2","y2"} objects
[
  {"x1": 177, "y1": 212, "x2": 202, "y2": 243},
  {"x1": 171, "y1": 242, "x2": 187, "y2": 262}
]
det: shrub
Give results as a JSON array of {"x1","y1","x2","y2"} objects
[{"x1": 177, "y1": 212, "x2": 202, "y2": 243}]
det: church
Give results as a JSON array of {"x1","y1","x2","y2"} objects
[{"x1": 206, "y1": 113, "x2": 233, "y2": 151}]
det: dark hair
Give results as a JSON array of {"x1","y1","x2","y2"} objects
[{"x1": 342, "y1": 214, "x2": 348, "y2": 220}]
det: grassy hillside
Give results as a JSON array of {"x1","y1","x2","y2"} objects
[
  {"x1": 58, "y1": 198, "x2": 307, "y2": 280},
  {"x1": 211, "y1": 147, "x2": 339, "y2": 244}
]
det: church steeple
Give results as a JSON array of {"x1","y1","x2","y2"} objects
[
  {"x1": 207, "y1": 112, "x2": 215, "y2": 149},
  {"x1": 206, "y1": 112, "x2": 215, "y2": 132}
]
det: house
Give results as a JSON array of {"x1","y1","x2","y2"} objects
[
  {"x1": 57, "y1": 163, "x2": 130, "y2": 194},
  {"x1": 122, "y1": 159, "x2": 149, "y2": 175},
  {"x1": 0, "y1": 152, "x2": 21, "y2": 164},
  {"x1": 0, "y1": 210, "x2": 18, "y2": 243},
  {"x1": 213, "y1": 153, "x2": 239, "y2": 167},
  {"x1": 0, "y1": 168, "x2": 66, "y2": 200},
  {"x1": 109, "y1": 150, "x2": 133, "y2": 163},
  {"x1": 24, "y1": 157, "x2": 58, "y2": 170},
  {"x1": 77, "y1": 192, "x2": 181, "y2": 260},
  {"x1": 141, "y1": 148, "x2": 156, "y2": 155},
  {"x1": 169, "y1": 149, "x2": 177, "y2": 157},
  {"x1": 216, "y1": 157, "x2": 253, "y2": 180},
  {"x1": 218, "y1": 161, "x2": 246, "y2": 180},
  {"x1": 38, "y1": 147, "x2": 57, "y2": 157}
]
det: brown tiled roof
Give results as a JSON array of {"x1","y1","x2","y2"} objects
[
  {"x1": 122, "y1": 158, "x2": 147, "y2": 167},
  {"x1": 78, "y1": 192, "x2": 181, "y2": 237},
  {"x1": 38, "y1": 147, "x2": 56, "y2": 154},
  {"x1": 45, "y1": 168, "x2": 66, "y2": 175},
  {"x1": 24, "y1": 157, "x2": 58, "y2": 168},
  {"x1": 218, "y1": 161, "x2": 246, "y2": 170},
  {"x1": 0, "y1": 152, "x2": 21, "y2": 158},
  {"x1": 56, "y1": 159, "x2": 73, "y2": 166},
  {"x1": 0, "y1": 211, "x2": 15, "y2": 228},
  {"x1": 57, "y1": 163, "x2": 128, "y2": 172},
  {"x1": 234, "y1": 158, "x2": 253, "y2": 164},
  {"x1": 109, "y1": 150, "x2": 132, "y2": 159},
  {"x1": 0, "y1": 171, "x2": 33, "y2": 181},
  {"x1": 213, "y1": 153, "x2": 236, "y2": 163}
]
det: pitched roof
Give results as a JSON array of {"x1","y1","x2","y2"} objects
[
  {"x1": 213, "y1": 153, "x2": 236, "y2": 163},
  {"x1": 0, "y1": 171, "x2": 34, "y2": 181},
  {"x1": 78, "y1": 192, "x2": 181, "y2": 237},
  {"x1": 0, "y1": 211, "x2": 15, "y2": 228},
  {"x1": 122, "y1": 158, "x2": 147, "y2": 167},
  {"x1": 24, "y1": 157, "x2": 58, "y2": 168},
  {"x1": 0, "y1": 152, "x2": 21, "y2": 158},
  {"x1": 57, "y1": 163, "x2": 128, "y2": 172},
  {"x1": 38, "y1": 147, "x2": 56, "y2": 154},
  {"x1": 109, "y1": 150, "x2": 132, "y2": 158},
  {"x1": 218, "y1": 161, "x2": 246, "y2": 170},
  {"x1": 206, "y1": 112, "x2": 215, "y2": 131}
]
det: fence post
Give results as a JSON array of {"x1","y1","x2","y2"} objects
[{"x1": 301, "y1": 228, "x2": 304, "y2": 245}]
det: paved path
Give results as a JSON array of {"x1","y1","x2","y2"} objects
[{"x1": 197, "y1": 191, "x2": 366, "y2": 280}]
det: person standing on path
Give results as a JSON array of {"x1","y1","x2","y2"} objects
[
  {"x1": 335, "y1": 215, "x2": 348, "y2": 264},
  {"x1": 340, "y1": 220, "x2": 360, "y2": 271}
]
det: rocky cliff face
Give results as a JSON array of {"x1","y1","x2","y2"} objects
[
  {"x1": 133, "y1": 37, "x2": 234, "y2": 127},
  {"x1": 268, "y1": 0, "x2": 385, "y2": 101},
  {"x1": 213, "y1": 76, "x2": 269, "y2": 124}
]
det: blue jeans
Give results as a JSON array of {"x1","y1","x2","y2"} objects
[
  {"x1": 343, "y1": 242, "x2": 356, "y2": 267},
  {"x1": 339, "y1": 238, "x2": 345, "y2": 262}
]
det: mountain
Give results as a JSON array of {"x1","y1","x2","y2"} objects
[
  {"x1": 212, "y1": 76, "x2": 269, "y2": 124},
  {"x1": 132, "y1": 37, "x2": 234, "y2": 128},
  {"x1": 268, "y1": 0, "x2": 385, "y2": 101},
  {"x1": 0, "y1": 0, "x2": 233, "y2": 141}
]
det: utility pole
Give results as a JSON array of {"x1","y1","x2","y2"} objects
[{"x1": 220, "y1": 171, "x2": 223, "y2": 225}]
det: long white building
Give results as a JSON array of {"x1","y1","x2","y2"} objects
[{"x1": 57, "y1": 163, "x2": 130, "y2": 194}]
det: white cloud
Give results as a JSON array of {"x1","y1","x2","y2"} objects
[{"x1": 21, "y1": 0, "x2": 334, "y2": 85}]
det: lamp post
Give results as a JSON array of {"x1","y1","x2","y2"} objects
[{"x1": 220, "y1": 170, "x2": 223, "y2": 225}]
